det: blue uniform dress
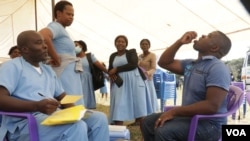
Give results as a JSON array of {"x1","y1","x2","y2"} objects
[
  {"x1": 109, "y1": 54, "x2": 148, "y2": 122},
  {"x1": 100, "y1": 77, "x2": 108, "y2": 94},
  {"x1": 0, "y1": 58, "x2": 109, "y2": 141},
  {"x1": 138, "y1": 67, "x2": 159, "y2": 114},
  {"x1": 138, "y1": 53, "x2": 159, "y2": 113},
  {"x1": 144, "y1": 79, "x2": 159, "y2": 113},
  {"x1": 80, "y1": 53, "x2": 97, "y2": 109},
  {"x1": 47, "y1": 22, "x2": 84, "y2": 106}
]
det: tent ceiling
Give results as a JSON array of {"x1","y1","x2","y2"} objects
[{"x1": 0, "y1": 0, "x2": 250, "y2": 63}]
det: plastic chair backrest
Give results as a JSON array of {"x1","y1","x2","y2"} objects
[
  {"x1": 153, "y1": 74, "x2": 161, "y2": 99},
  {"x1": 226, "y1": 85, "x2": 244, "y2": 113},
  {"x1": 163, "y1": 73, "x2": 176, "y2": 82},
  {"x1": 230, "y1": 81, "x2": 247, "y2": 118},
  {"x1": 231, "y1": 81, "x2": 245, "y2": 91},
  {"x1": 187, "y1": 85, "x2": 244, "y2": 141},
  {"x1": 0, "y1": 112, "x2": 39, "y2": 141},
  {"x1": 162, "y1": 72, "x2": 177, "y2": 101},
  {"x1": 153, "y1": 69, "x2": 164, "y2": 99}
]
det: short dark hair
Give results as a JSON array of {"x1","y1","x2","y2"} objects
[
  {"x1": 140, "y1": 39, "x2": 151, "y2": 46},
  {"x1": 216, "y1": 31, "x2": 231, "y2": 58},
  {"x1": 54, "y1": 1, "x2": 73, "y2": 18},
  {"x1": 75, "y1": 40, "x2": 87, "y2": 52},
  {"x1": 114, "y1": 35, "x2": 128, "y2": 47},
  {"x1": 8, "y1": 45, "x2": 18, "y2": 55},
  {"x1": 78, "y1": 40, "x2": 87, "y2": 52}
]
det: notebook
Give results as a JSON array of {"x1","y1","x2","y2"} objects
[
  {"x1": 41, "y1": 95, "x2": 88, "y2": 126},
  {"x1": 41, "y1": 105, "x2": 86, "y2": 125}
]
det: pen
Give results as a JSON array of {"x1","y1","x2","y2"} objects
[{"x1": 38, "y1": 93, "x2": 46, "y2": 97}]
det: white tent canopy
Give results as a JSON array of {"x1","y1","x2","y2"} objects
[{"x1": 1, "y1": 0, "x2": 250, "y2": 64}]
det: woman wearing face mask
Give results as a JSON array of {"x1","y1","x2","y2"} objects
[{"x1": 74, "y1": 40, "x2": 108, "y2": 109}]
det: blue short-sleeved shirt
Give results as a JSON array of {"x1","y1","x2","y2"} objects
[
  {"x1": 47, "y1": 22, "x2": 75, "y2": 56},
  {"x1": 0, "y1": 57, "x2": 64, "y2": 133},
  {"x1": 0, "y1": 57, "x2": 64, "y2": 100},
  {"x1": 181, "y1": 56, "x2": 231, "y2": 124}
]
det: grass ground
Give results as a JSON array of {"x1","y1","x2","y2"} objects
[{"x1": 96, "y1": 104, "x2": 143, "y2": 141}]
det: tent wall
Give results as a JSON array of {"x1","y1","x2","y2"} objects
[
  {"x1": 0, "y1": 0, "x2": 250, "y2": 63},
  {"x1": 0, "y1": 0, "x2": 36, "y2": 59}
]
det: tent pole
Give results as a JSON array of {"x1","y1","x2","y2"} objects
[
  {"x1": 34, "y1": 0, "x2": 37, "y2": 31},
  {"x1": 52, "y1": 0, "x2": 55, "y2": 21}
]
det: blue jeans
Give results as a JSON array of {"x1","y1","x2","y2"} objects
[{"x1": 141, "y1": 113, "x2": 220, "y2": 141}]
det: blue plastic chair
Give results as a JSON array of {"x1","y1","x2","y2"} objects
[
  {"x1": 153, "y1": 69, "x2": 177, "y2": 112},
  {"x1": 0, "y1": 112, "x2": 39, "y2": 141},
  {"x1": 159, "y1": 72, "x2": 177, "y2": 112},
  {"x1": 164, "y1": 85, "x2": 244, "y2": 141},
  {"x1": 153, "y1": 71, "x2": 163, "y2": 99},
  {"x1": 231, "y1": 81, "x2": 247, "y2": 119},
  {"x1": 0, "y1": 111, "x2": 130, "y2": 141},
  {"x1": 162, "y1": 72, "x2": 177, "y2": 102}
]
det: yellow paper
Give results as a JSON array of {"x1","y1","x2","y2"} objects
[
  {"x1": 41, "y1": 105, "x2": 86, "y2": 126},
  {"x1": 60, "y1": 95, "x2": 82, "y2": 104}
]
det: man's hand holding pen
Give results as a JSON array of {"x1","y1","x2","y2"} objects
[
  {"x1": 36, "y1": 99, "x2": 60, "y2": 115},
  {"x1": 37, "y1": 93, "x2": 60, "y2": 114}
]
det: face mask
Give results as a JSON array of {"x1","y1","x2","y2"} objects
[{"x1": 75, "y1": 46, "x2": 82, "y2": 54}]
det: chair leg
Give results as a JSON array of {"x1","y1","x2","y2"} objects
[{"x1": 160, "y1": 99, "x2": 166, "y2": 112}]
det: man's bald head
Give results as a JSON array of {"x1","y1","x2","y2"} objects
[
  {"x1": 17, "y1": 30, "x2": 38, "y2": 48},
  {"x1": 16, "y1": 30, "x2": 48, "y2": 65}
]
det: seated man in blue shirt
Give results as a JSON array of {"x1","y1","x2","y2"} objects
[
  {"x1": 140, "y1": 31, "x2": 231, "y2": 141},
  {"x1": 0, "y1": 30, "x2": 109, "y2": 141}
]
